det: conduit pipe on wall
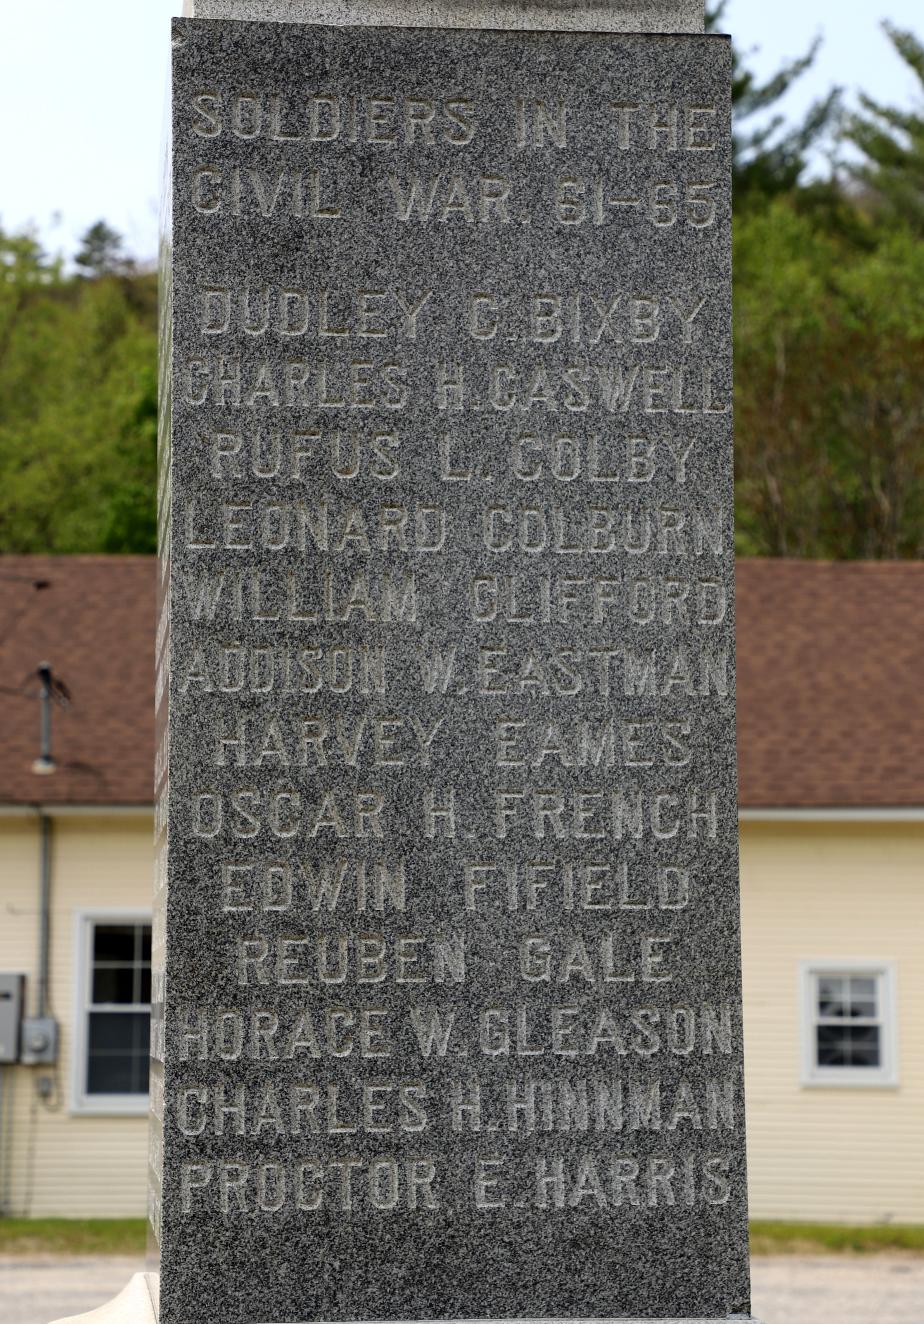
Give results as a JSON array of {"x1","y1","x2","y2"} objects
[{"x1": 37, "y1": 810, "x2": 51, "y2": 1020}]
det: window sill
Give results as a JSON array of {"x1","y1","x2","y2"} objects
[
  {"x1": 801, "y1": 1074, "x2": 899, "y2": 1090},
  {"x1": 71, "y1": 1095, "x2": 150, "y2": 1117}
]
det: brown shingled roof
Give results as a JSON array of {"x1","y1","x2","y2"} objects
[
  {"x1": 736, "y1": 560, "x2": 924, "y2": 808},
  {"x1": 0, "y1": 557, "x2": 154, "y2": 805},
  {"x1": 0, "y1": 556, "x2": 921, "y2": 808}
]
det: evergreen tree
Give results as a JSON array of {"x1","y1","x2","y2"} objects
[
  {"x1": 75, "y1": 220, "x2": 133, "y2": 277},
  {"x1": 706, "y1": 1, "x2": 840, "y2": 203},
  {"x1": 847, "y1": 22, "x2": 924, "y2": 232}
]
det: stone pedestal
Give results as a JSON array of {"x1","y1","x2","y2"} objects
[
  {"x1": 183, "y1": 0, "x2": 704, "y2": 33},
  {"x1": 138, "y1": 1, "x2": 759, "y2": 1322}
]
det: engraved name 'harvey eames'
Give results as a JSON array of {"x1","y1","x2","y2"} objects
[{"x1": 203, "y1": 712, "x2": 719, "y2": 774}]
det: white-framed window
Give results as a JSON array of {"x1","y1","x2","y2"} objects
[
  {"x1": 801, "y1": 961, "x2": 897, "y2": 1088},
  {"x1": 71, "y1": 910, "x2": 152, "y2": 1115}
]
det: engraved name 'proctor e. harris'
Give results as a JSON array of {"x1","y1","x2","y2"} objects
[{"x1": 153, "y1": 1, "x2": 758, "y2": 1321}]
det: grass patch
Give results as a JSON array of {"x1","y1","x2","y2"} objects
[
  {"x1": 1, "y1": 1215, "x2": 923, "y2": 1258},
  {"x1": 0, "y1": 1218, "x2": 147, "y2": 1257},
  {"x1": 751, "y1": 1220, "x2": 924, "y2": 1255}
]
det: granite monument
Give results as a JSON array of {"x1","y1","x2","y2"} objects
[{"x1": 153, "y1": 1, "x2": 755, "y2": 1320}]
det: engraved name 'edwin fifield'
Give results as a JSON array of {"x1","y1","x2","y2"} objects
[{"x1": 154, "y1": 18, "x2": 751, "y2": 1323}]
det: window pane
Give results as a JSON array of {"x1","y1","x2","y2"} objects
[
  {"x1": 93, "y1": 926, "x2": 137, "y2": 962},
  {"x1": 848, "y1": 1025, "x2": 881, "y2": 1067},
  {"x1": 817, "y1": 1024, "x2": 881, "y2": 1069},
  {"x1": 139, "y1": 967, "x2": 152, "y2": 1004},
  {"x1": 849, "y1": 977, "x2": 878, "y2": 1018},
  {"x1": 817, "y1": 977, "x2": 847, "y2": 1018},
  {"x1": 817, "y1": 1025, "x2": 849, "y2": 1065},
  {"x1": 87, "y1": 1012, "x2": 150, "y2": 1094},
  {"x1": 92, "y1": 966, "x2": 137, "y2": 1005},
  {"x1": 141, "y1": 929, "x2": 152, "y2": 962}
]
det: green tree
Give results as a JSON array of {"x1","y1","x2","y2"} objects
[
  {"x1": 707, "y1": 1, "x2": 840, "y2": 203},
  {"x1": 0, "y1": 222, "x2": 156, "y2": 554},
  {"x1": 74, "y1": 220, "x2": 133, "y2": 277},
  {"x1": 847, "y1": 22, "x2": 924, "y2": 232},
  {"x1": 734, "y1": 202, "x2": 924, "y2": 557}
]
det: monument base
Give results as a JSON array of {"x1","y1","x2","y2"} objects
[
  {"x1": 49, "y1": 1274, "x2": 158, "y2": 1324},
  {"x1": 49, "y1": 1278, "x2": 760, "y2": 1324}
]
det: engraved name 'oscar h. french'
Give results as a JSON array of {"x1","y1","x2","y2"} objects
[{"x1": 153, "y1": 2, "x2": 759, "y2": 1321}]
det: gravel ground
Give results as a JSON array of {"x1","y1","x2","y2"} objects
[
  {"x1": 751, "y1": 1254, "x2": 924, "y2": 1324},
  {"x1": 1, "y1": 1254, "x2": 923, "y2": 1324},
  {"x1": 0, "y1": 1259, "x2": 143, "y2": 1324}
]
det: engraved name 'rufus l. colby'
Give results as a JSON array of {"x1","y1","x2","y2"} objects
[{"x1": 155, "y1": 13, "x2": 754, "y2": 1324}]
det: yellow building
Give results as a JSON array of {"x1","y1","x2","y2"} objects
[
  {"x1": 0, "y1": 557, "x2": 921, "y2": 1221},
  {"x1": 0, "y1": 559, "x2": 154, "y2": 1217},
  {"x1": 737, "y1": 561, "x2": 924, "y2": 1224}
]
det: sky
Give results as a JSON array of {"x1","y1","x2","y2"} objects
[{"x1": 0, "y1": 0, "x2": 922, "y2": 267}]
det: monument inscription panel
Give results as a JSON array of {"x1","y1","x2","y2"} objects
[{"x1": 156, "y1": 17, "x2": 749, "y2": 1322}]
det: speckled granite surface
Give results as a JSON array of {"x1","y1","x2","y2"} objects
[
  {"x1": 185, "y1": 0, "x2": 705, "y2": 34},
  {"x1": 156, "y1": 15, "x2": 748, "y2": 1323}
]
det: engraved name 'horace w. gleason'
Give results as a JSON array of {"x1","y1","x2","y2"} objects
[{"x1": 154, "y1": 17, "x2": 752, "y2": 1323}]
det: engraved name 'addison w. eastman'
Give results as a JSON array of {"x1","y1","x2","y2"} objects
[{"x1": 171, "y1": 621, "x2": 727, "y2": 700}]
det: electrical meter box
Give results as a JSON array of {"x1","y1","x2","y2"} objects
[
  {"x1": 0, "y1": 975, "x2": 24, "y2": 1063},
  {"x1": 21, "y1": 1017, "x2": 58, "y2": 1066}
]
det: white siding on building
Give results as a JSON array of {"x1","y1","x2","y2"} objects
[
  {"x1": 0, "y1": 813, "x2": 152, "y2": 1218},
  {"x1": 741, "y1": 820, "x2": 924, "y2": 1224},
  {"x1": 1, "y1": 810, "x2": 921, "y2": 1223}
]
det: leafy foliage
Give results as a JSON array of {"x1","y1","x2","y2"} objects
[
  {"x1": 734, "y1": 206, "x2": 924, "y2": 557},
  {"x1": 2, "y1": 16, "x2": 924, "y2": 561},
  {"x1": 0, "y1": 229, "x2": 156, "y2": 553}
]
